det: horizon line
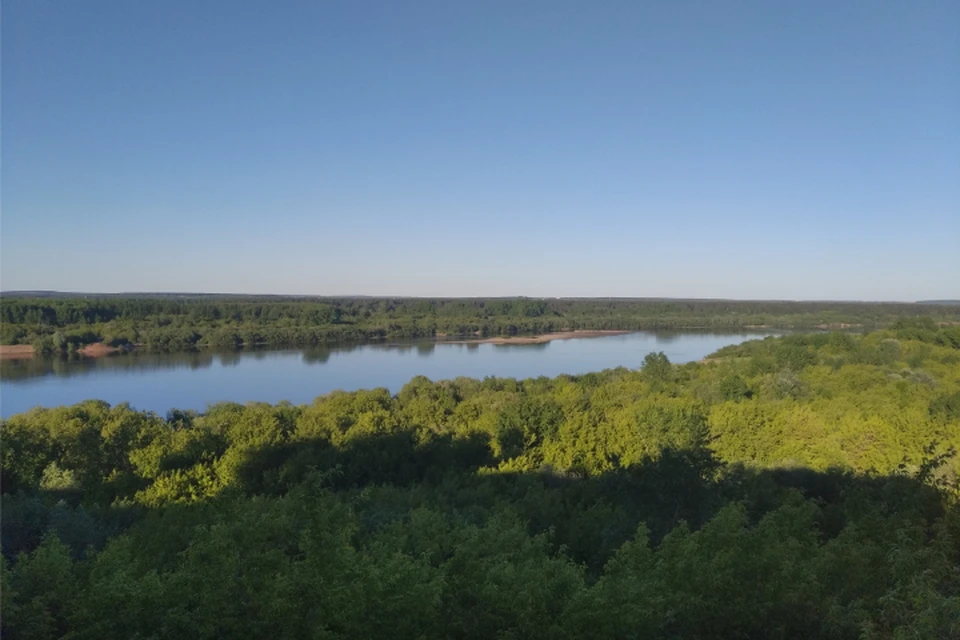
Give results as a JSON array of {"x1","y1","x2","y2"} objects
[{"x1": 2, "y1": 290, "x2": 958, "y2": 305}]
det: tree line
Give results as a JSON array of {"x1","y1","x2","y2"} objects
[
  {"x1": 2, "y1": 324, "x2": 959, "y2": 638},
  {"x1": 3, "y1": 295, "x2": 960, "y2": 354}
]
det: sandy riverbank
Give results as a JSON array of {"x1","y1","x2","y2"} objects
[
  {"x1": 450, "y1": 330, "x2": 631, "y2": 345},
  {"x1": 0, "y1": 344, "x2": 36, "y2": 359},
  {"x1": 0, "y1": 342, "x2": 123, "y2": 360},
  {"x1": 78, "y1": 343, "x2": 122, "y2": 357}
]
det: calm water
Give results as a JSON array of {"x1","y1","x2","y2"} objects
[{"x1": 0, "y1": 331, "x2": 778, "y2": 417}]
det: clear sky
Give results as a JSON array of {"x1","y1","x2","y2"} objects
[{"x1": 2, "y1": 1, "x2": 958, "y2": 300}]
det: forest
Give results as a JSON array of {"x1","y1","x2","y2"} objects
[
  {"x1": 3, "y1": 295, "x2": 960, "y2": 354},
  {"x1": 2, "y1": 320, "x2": 959, "y2": 638}
]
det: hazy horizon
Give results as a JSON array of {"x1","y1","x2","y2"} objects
[
  {"x1": 2, "y1": 289, "x2": 956, "y2": 305},
  {"x1": 2, "y1": 1, "x2": 958, "y2": 299}
]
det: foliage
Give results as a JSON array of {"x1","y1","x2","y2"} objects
[
  {"x1": 2, "y1": 329, "x2": 960, "y2": 638},
  {"x1": 4, "y1": 295, "x2": 960, "y2": 352}
]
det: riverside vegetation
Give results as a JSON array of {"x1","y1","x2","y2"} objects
[
  {"x1": 3, "y1": 295, "x2": 960, "y2": 354},
  {"x1": 2, "y1": 320, "x2": 960, "y2": 638}
]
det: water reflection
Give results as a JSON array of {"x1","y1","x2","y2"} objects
[
  {"x1": 652, "y1": 332, "x2": 683, "y2": 345},
  {"x1": 219, "y1": 351, "x2": 243, "y2": 367},
  {"x1": 1, "y1": 331, "x2": 782, "y2": 417},
  {"x1": 492, "y1": 342, "x2": 550, "y2": 351},
  {"x1": 0, "y1": 332, "x2": 769, "y2": 384},
  {"x1": 302, "y1": 348, "x2": 332, "y2": 365},
  {"x1": 2, "y1": 349, "x2": 226, "y2": 383},
  {"x1": 1, "y1": 340, "x2": 461, "y2": 383}
]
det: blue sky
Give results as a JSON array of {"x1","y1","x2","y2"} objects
[{"x1": 2, "y1": 1, "x2": 958, "y2": 300}]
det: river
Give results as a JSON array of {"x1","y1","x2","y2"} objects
[{"x1": 0, "y1": 330, "x2": 778, "y2": 417}]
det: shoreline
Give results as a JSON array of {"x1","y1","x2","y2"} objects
[
  {"x1": 0, "y1": 344, "x2": 36, "y2": 360},
  {"x1": 0, "y1": 342, "x2": 123, "y2": 360},
  {"x1": 0, "y1": 324, "x2": 852, "y2": 360},
  {"x1": 0, "y1": 330, "x2": 634, "y2": 359},
  {"x1": 447, "y1": 330, "x2": 632, "y2": 345},
  {"x1": 78, "y1": 343, "x2": 123, "y2": 357}
]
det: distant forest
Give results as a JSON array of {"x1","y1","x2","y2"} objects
[
  {"x1": 3, "y1": 296, "x2": 960, "y2": 354},
  {"x1": 3, "y1": 324, "x2": 959, "y2": 638}
]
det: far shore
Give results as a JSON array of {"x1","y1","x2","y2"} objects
[
  {"x1": 0, "y1": 331, "x2": 634, "y2": 359},
  {"x1": 448, "y1": 330, "x2": 632, "y2": 345}
]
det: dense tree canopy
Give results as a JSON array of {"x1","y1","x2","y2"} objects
[
  {"x1": 3, "y1": 295, "x2": 959, "y2": 354},
  {"x1": 2, "y1": 327, "x2": 959, "y2": 638}
]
